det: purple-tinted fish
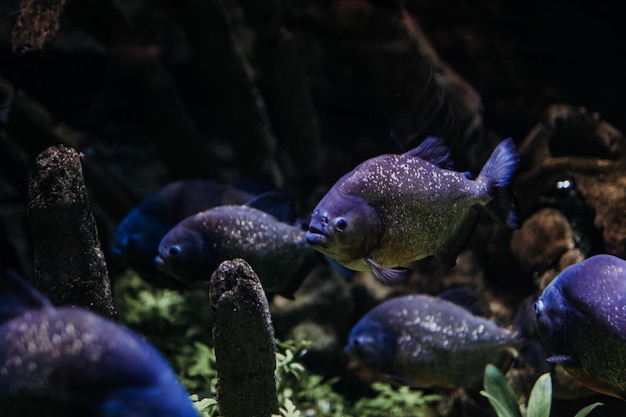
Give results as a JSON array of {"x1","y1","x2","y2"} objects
[
  {"x1": 0, "y1": 270, "x2": 199, "y2": 417},
  {"x1": 346, "y1": 293, "x2": 521, "y2": 389},
  {"x1": 111, "y1": 179, "x2": 253, "y2": 287},
  {"x1": 154, "y1": 192, "x2": 318, "y2": 298},
  {"x1": 306, "y1": 136, "x2": 520, "y2": 285},
  {"x1": 534, "y1": 254, "x2": 626, "y2": 399}
]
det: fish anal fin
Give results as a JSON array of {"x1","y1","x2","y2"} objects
[
  {"x1": 405, "y1": 137, "x2": 453, "y2": 170},
  {"x1": 366, "y1": 258, "x2": 408, "y2": 285}
]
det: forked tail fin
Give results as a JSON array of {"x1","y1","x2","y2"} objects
[{"x1": 477, "y1": 138, "x2": 520, "y2": 228}]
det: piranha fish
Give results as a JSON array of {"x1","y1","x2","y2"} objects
[
  {"x1": 154, "y1": 192, "x2": 318, "y2": 298},
  {"x1": 0, "y1": 270, "x2": 199, "y2": 417},
  {"x1": 306, "y1": 136, "x2": 519, "y2": 285},
  {"x1": 534, "y1": 254, "x2": 626, "y2": 399},
  {"x1": 345, "y1": 293, "x2": 521, "y2": 389},
  {"x1": 111, "y1": 179, "x2": 253, "y2": 287}
]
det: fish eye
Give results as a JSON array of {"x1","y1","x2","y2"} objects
[
  {"x1": 168, "y1": 245, "x2": 182, "y2": 257},
  {"x1": 335, "y1": 218, "x2": 348, "y2": 231},
  {"x1": 533, "y1": 299, "x2": 544, "y2": 316}
]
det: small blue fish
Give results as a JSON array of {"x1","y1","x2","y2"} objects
[
  {"x1": 534, "y1": 254, "x2": 626, "y2": 399},
  {"x1": 154, "y1": 192, "x2": 318, "y2": 298},
  {"x1": 345, "y1": 293, "x2": 521, "y2": 389},
  {"x1": 111, "y1": 179, "x2": 253, "y2": 286},
  {"x1": 0, "y1": 270, "x2": 199, "y2": 416},
  {"x1": 306, "y1": 136, "x2": 519, "y2": 285}
]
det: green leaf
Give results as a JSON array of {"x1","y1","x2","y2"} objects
[
  {"x1": 527, "y1": 373, "x2": 551, "y2": 417},
  {"x1": 481, "y1": 364, "x2": 522, "y2": 417},
  {"x1": 573, "y1": 402, "x2": 603, "y2": 417}
]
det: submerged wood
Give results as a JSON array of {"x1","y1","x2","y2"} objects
[
  {"x1": 27, "y1": 145, "x2": 116, "y2": 319},
  {"x1": 210, "y1": 258, "x2": 278, "y2": 417}
]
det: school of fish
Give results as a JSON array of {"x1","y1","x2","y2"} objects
[{"x1": 10, "y1": 126, "x2": 626, "y2": 414}]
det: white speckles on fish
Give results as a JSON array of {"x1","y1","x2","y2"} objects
[
  {"x1": 535, "y1": 254, "x2": 626, "y2": 399},
  {"x1": 346, "y1": 294, "x2": 521, "y2": 389},
  {"x1": 0, "y1": 271, "x2": 199, "y2": 416},
  {"x1": 155, "y1": 204, "x2": 318, "y2": 298}
]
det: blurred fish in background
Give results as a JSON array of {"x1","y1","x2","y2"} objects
[{"x1": 0, "y1": 269, "x2": 199, "y2": 417}]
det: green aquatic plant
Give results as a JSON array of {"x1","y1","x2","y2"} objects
[
  {"x1": 115, "y1": 271, "x2": 439, "y2": 417},
  {"x1": 480, "y1": 364, "x2": 602, "y2": 417},
  {"x1": 352, "y1": 382, "x2": 440, "y2": 417}
]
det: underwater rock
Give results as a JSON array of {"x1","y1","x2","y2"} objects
[
  {"x1": 209, "y1": 258, "x2": 278, "y2": 417},
  {"x1": 509, "y1": 208, "x2": 575, "y2": 275},
  {"x1": 11, "y1": 0, "x2": 67, "y2": 53},
  {"x1": 518, "y1": 104, "x2": 625, "y2": 172},
  {"x1": 515, "y1": 104, "x2": 626, "y2": 259},
  {"x1": 27, "y1": 145, "x2": 116, "y2": 318}
]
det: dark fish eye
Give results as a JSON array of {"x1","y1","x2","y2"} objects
[
  {"x1": 533, "y1": 299, "x2": 543, "y2": 316},
  {"x1": 168, "y1": 246, "x2": 181, "y2": 257},
  {"x1": 335, "y1": 218, "x2": 347, "y2": 231}
]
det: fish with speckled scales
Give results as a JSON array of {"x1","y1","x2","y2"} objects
[
  {"x1": 111, "y1": 179, "x2": 253, "y2": 288},
  {"x1": 155, "y1": 191, "x2": 319, "y2": 298},
  {"x1": 0, "y1": 270, "x2": 199, "y2": 417},
  {"x1": 535, "y1": 254, "x2": 626, "y2": 400},
  {"x1": 345, "y1": 293, "x2": 522, "y2": 389},
  {"x1": 306, "y1": 136, "x2": 520, "y2": 285}
]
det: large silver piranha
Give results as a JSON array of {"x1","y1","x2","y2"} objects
[{"x1": 306, "y1": 136, "x2": 520, "y2": 284}]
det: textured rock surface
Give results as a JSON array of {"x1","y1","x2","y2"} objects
[
  {"x1": 209, "y1": 258, "x2": 278, "y2": 417},
  {"x1": 27, "y1": 145, "x2": 116, "y2": 318}
]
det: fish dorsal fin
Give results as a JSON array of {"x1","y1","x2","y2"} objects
[
  {"x1": 404, "y1": 136, "x2": 453, "y2": 170},
  {"x1": 0, "y1": 270, "x2": 52, "y2": 324},
  {"x1": 366, "y1": 258, "x2": 408, "y2": 285},
  {"x1": 437, "y1": 286, "x2": 490, "y2": 317},
  {"x1": 244, "y1": 190, "x2": 297, "y2": 224}
]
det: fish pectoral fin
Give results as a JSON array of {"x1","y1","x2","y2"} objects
[{"x1": 366, "y1": 258, "x2": 408, "y2": 285}]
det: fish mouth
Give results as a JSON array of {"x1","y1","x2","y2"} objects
[
  {"x1": 154, "y1": 254, "x2": 168, "y2": 272},
  {"x1": 306, "y1": 223, "x2": 331, "y2": 248}
]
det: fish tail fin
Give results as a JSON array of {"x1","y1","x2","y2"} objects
[
  {"x1": 0, "y1": 269, "x2": 52, "y2": 324},
  {"x1": 477, "y1": 138, "x2": 520, "y2": 228}
]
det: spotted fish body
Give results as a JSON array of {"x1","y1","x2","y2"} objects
[
  {"x1": 534, "y1": 254, "x2": 626, "y2": 399},
  {"x1": 346, "y1": 294, "x2": 521, "y2": 389},
  {"x1": 307, "y1": 137, "x2": 519, "y2": 284},
  {"x1": 111, "y1": 179, "x2": 252, "y2": 286},
  {"x1": 0, "y1": 271, "x2": 199, "y2": 417},
  {"x1": 155, "y1": 204, "x2": 318, "y2": 298}
]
